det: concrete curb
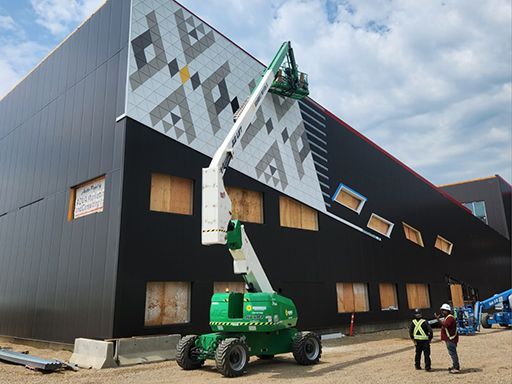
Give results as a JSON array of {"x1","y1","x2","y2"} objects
[
  {"x1": 70, "y1": 338, "x2": 117, "y2": 369},
  {"x1": 114, "y1": 334, "x2": 180, "y2": 366}
]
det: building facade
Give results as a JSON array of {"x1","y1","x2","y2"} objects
[
  {"x1": 440, "y1": 175, "x2": 511, "y2": 240},
  {"x1": 0, "y1": 0, "x2": 510, "y2": 343}
]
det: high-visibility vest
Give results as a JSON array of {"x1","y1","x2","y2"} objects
[
  {"x1": 412, "y1": 319, "x2": 429, "y2": 340},
  {"x1": 444, "y1": 314, "x2": 458, "y2": 340}
]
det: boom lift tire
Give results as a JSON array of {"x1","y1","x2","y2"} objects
[
  {"x1": 481, "y1": 313, "x2": 492, "y2": 329},
  {"x1": 292, "y1": 331, "x2": 322, "y2": 365},
  {"x1": 176, "y1": 335, "x2": 205, "y2": 370},
  {"x1": 215, "y1": 338, "x2": 249, "y2": 377}
]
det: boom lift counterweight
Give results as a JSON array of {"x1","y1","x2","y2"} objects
[{"x1": 176, "y1": 42, "x2": 321, "y2": 377}]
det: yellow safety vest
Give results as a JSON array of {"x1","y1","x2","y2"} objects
[
  {"x1": 412, "y1": 319, "x2": 429, "y2": 340},
  {"x1": 444, "y1": 314, "x2": 458, "y2": 340}
]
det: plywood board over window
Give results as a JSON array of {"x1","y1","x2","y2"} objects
[
  {"x1": 225, "y1": 187, "x2": 263, "y2": 224},
  {"x1": 279, "y1": 196, "x2": 318, "y2": 231},
  {"x1": 406, "y1": 283, "x2": 430, "y2": 309},
  {"x1": 333, "y1": 184, "x2": 366, "y2": 213},
  {"x1": 150, "y1": 173, "x2": 193, "y2": 215},
  {"x1": 379, "y1": 283, "x2": 399, "y2": 310},
  {"x1": 144, "y1": 281, "x2": 190, "y2": 326},
  {"x1": 213, "y1": 281, "x2": 245, "y2": 294},
  {"x1": 367, "y1": 214, "x2": 394, "y2": 237},
  {"x1": 435, "y1": 235, "x2": 453, "y2": 255},
  {"x1": 450, "y1": 284, "x2": 464, "y2": 308},
  {"x1": 336, "y1": 282, "x2": 370, "y2": 313},
  {"x1": 402, "y1": 223, "x2": 424, "y2": 247}
]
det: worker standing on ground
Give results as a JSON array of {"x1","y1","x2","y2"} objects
[
  {"x1": 409, "y1": 308, "x2": 433, "y2": 371},
  {"x1": 435, "y1": 303, "x2": 460, "y2": 374}
]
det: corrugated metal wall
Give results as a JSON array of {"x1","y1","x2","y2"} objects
[
  {"x1": 113, "y1": 115, "x2": 511, "y2": 338},
  {"x1": 0, "y1": 0, "x2": 130, "y2": 342}
]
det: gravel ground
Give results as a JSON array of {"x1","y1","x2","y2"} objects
[{"x1": 0, "y1": 328, "x2": 510, "y2": 384}]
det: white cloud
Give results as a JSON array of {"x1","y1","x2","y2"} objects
[
  {"x1": 2, "y1": 0, "x2": 511, "y2": 184},
  {"x1": 0, "y1": 41, "x2": 48, "y2": 99},
  {"x1": 30, "y1": 0, "x2": 105, "y2": 36},
  {"x1": 0, "y1": 14, "x2": 17, "y2": 30},
  {"x1": 180, "y1": 0, "x2": 511, "y2": 184}
]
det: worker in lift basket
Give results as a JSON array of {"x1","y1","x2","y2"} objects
[
  {"x1": 435, "y1": 303, "x2": 460, "y2": 374},
  {"x1": 409, "y1": 308, "x2": 433, "y2": 371}
]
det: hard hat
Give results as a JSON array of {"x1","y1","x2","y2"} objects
[
  {"x1": 414, "y1": 308, "x2": 423, "y2": 318},
  {"x1": 440, "y1": 303, "x2": 451, "y2": 311}
]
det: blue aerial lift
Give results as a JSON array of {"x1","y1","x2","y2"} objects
[
  {"x1": 455, "y1": 288, "x2": 512, "y2": 335},
  {"x1": 476, "y1": 288, "x2": 512, "y2": 330}
]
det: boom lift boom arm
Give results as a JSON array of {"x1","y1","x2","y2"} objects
[{"x1": 201, "y1": 42, "x2": 309, "y2": 293}]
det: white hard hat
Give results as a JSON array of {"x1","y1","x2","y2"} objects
[{"x1": 440, "y1": 303, "x2": 451, "y2": 311}]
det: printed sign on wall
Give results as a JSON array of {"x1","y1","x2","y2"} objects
[{"x1": 73, "y1": 176, "x2": 105, "y2": 219}]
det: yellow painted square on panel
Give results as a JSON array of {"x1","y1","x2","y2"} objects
[{"x1": 179, "y1": 65, "x2": 190, "y2": 84}]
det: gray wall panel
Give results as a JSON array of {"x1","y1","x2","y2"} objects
[{"x1": 0, "y1": 0, "x2": 129, "y2": 342}]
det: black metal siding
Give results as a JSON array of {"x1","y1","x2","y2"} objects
[
  {"x1": 114, "y1": 116, "x2": 511, "y2": 338},
  {"x1": 0, "y1": 0, "x2": 130, "y2": 343},
  {"x1": 440, "y1": 177, "x2": 510, "y2": 239}
]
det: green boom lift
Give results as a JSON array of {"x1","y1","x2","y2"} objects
[{"x1": 176, "y1": 42, "x2": 321, "y2": 377}]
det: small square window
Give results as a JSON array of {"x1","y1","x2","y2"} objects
[
  {"x1": 279, "y1": 196, "x2": 318, "y2": 231},
  {"x1": 367, "y1": 213, "x2": 394, "y2": 237},
  {"x1": 150, "y1": 173, "x2": 193, "y2": 215},
  {"x1": 435, "y1": 235, "x2": 453, "y2": 255},
  {"x1": 406, "y1": 283, "x2": 430, "y2": 309},
  {"x1": 225, "y1": 186, "x2": 263, "y2": 224},
  {"x1": 336, "y1": 282, "x2": 370, "y2": 313},
  {"x1": 402, "y1": 222, "x2": 424, "y2": 247},
  {"x1": 379, "y1": 283, "x2": 398, "y2": 310},
  {"x1": 332, "y1": 183, "x2": 367, "y2": 213}
]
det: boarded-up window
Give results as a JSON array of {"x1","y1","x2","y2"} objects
[
  {"x1": 150, "y1": 173, "x2": 193, "y2": 215},
  {"x1": 402, "y1": 223, "x2": 424, "y2": 247},
  {"x1": 406, "y1": 283, "x2": 430, "y2": 309},
  {"x1": 435, "y1": 235, "x2": 453, "y2": 255},
  {"x1": 213, "y1": 281, "x2": 245, "y2": 293},
  {"x1": 333, "y1": 184, "x2": 366, "y2": 213},
  {"x1": 144, "y1": 281, "x2": 190, "y2": 326},
  {"x1": 336, "y1": 282, "x2": 370, "y2": 313},
  {"x1": 379, "y1": 283, "x2": 399, "y2": 310},
  {"x1": 367, "y1": 214, "x2": 394, "y2": 237},
  {"x1": 68, "y1": 175, "x2": 105, "y2": 220},
  {"x1": 450, "y1": 284, "x2": 464, "y2": 308},
  {"x1": 225, "y1": 187, "x2": 263, "y2": 224},
  {"x1": 279, "y1": 196, "x2": 318, "y2": 231}
]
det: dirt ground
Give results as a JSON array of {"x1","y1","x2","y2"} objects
[{"x1": 0, "y1": 328, "x2": 510, "y2": 384}]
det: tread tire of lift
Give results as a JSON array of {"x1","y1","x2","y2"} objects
[
  {"x1": 292, "y1": 331, "x2": 322, "y2": 365},
  {"x1": 480, "y1": 313, "x2": 492, "y2": 329},
  {"x1": 215, "y1": 338, "x2": 249, "y2": 377},
  {"x1": 176, "y1": 335, "x2": 205, "y2": 370}
]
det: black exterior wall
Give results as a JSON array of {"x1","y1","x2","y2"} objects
[
  {"x1": 0, "y1": 0, "x2": 130, "y2": 342},
  {"x1": 113, "y1": 114, "x2": 511, "y2": 338},
  {"x1": 440, "y1": 176, "x2": 511, "y2": 240}
]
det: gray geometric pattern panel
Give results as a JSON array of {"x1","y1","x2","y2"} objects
[{"x1": 126, "y1": 0, "x2": 326, "y2": 212}]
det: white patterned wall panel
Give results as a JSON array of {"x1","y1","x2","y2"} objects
[{"x1": 126, "y1": 0, "x2": 327, "y2": 212}]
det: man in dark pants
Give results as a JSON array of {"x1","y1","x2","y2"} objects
[
  {"x1": 436, "y1": 303, "x2": 460, "y2": 374},
  {"x1": 409, "y1": 308, "x2": 433, "y2": 371}
]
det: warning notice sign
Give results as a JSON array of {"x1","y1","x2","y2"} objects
[{"x1": 73, "y1": 177, "x2": 105, "y2": 219}]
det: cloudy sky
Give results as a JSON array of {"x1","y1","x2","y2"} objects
[{"x1": 1, "y1": 0, "x2": 510, "y2": 184}]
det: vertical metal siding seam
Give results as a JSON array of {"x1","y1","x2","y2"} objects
[{"x1": 123, "y1": 0, "x2": 133, "y2": 117}]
